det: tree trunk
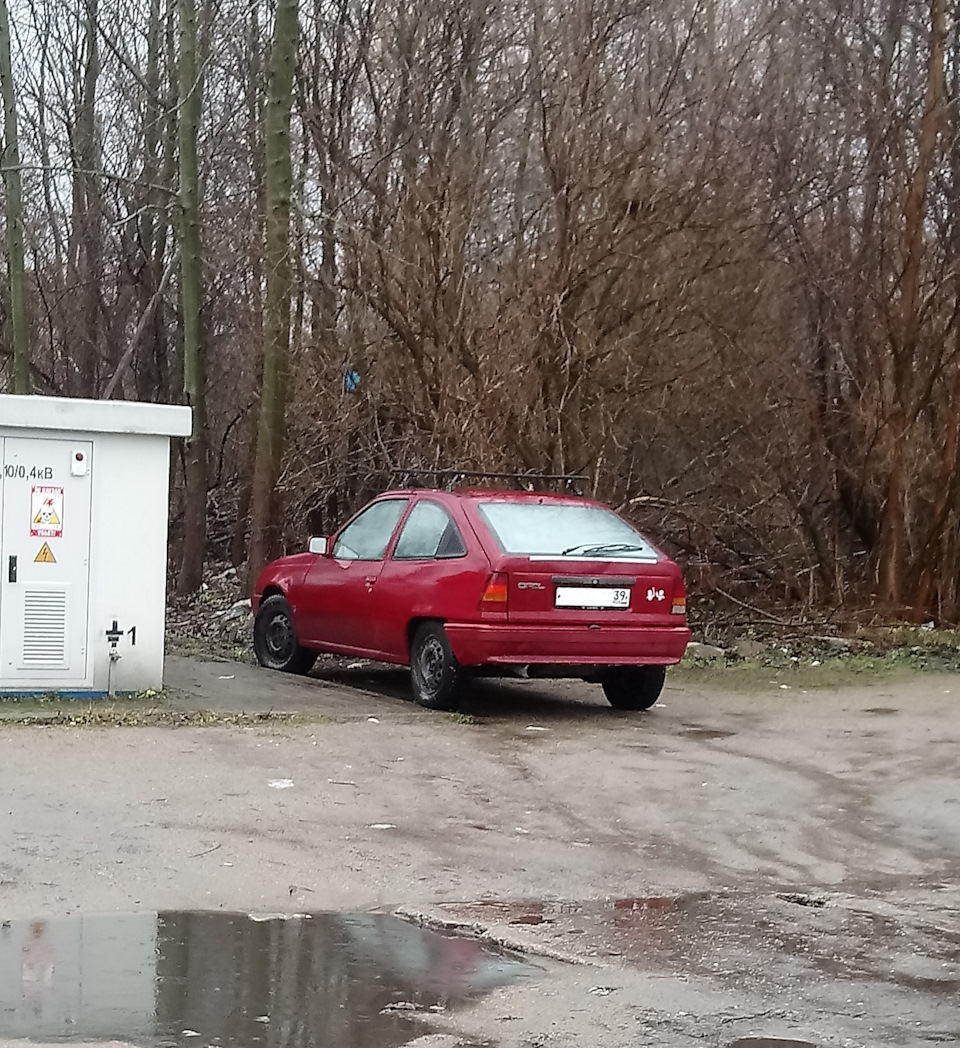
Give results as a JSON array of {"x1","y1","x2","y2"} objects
[
  {"x1": 133, "y1": 0, "x2": 172, "y2": 402},
  {"x1": 878, "y1": 0, "x2": 946, "y2": 607},
  {"x1": 175, "y1": 0, "x2": 208, "y2": 596},
  {"x1": 228, "y1": 2, "x2": 266, "y2": 569},
  {"x1": 0, "y1": 0, "x2": 30, "y2": 392},
  {"x1": 899, "y1": 0, "x2": 946, "y2": 359},
  {"x1": 876, "y1": 417, "x2": 905, "y2": 607},
  {"x1": 246, "y1": 0, "x2": 300, "y2": 591},
  {"x1": 70, "y1": 0, "x2": 103, "y2": 396},
  {"x1": 913, "y1": 365, "x2": 960, "y2": 618}
]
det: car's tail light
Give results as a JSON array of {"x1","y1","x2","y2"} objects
[
  {"x1": 672, "y1": 580, "x2": 686, "y2": 616},
  {"x1": 481, "y1": 572, "x2": 508, "y2": 607}
]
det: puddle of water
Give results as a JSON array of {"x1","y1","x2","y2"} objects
[
  {"x1": 730, "y1": 1039, "x2": 817, "y2": 1048},
  {"x1": 442, "y1": 895, "x2": 957, "y2": 1044},
  {"x1": 463, "y1": 896, "x2": 688, "y2": 959},
  {"x1": 679, "y1": 727, "x2": 736, "y2": 741},
  {"x1": 450, "y1": 894, "x2": 960, "y2": 996},
  {"x1": 864, "y1": 707, "x2": 898, "y2": 715},
  {"x1": 0, "y1": 911, "x2": 535, "y2": 1047}
]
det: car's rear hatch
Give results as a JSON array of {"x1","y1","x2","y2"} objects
[{"x1": 469, "y1": 495, "x2": 685, "y2": 626}]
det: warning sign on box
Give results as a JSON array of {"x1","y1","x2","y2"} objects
[{"x1": 31, "y1": 485, "x2": 63, "y2": 538}]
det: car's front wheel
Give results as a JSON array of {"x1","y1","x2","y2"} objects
[
  {"x1": 410, "y1": 622, "x2": 466, "y2": 711},
  {"x1": 601, "y1": 665, "x2": 666, "y2": 711},
  {"x1": 253, "y1": 594, "x2": 317, "y2": 674}
]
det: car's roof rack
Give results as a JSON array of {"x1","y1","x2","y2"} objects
[{"x1": 390, "y1": 469, "x2": 587, "y2": 495}]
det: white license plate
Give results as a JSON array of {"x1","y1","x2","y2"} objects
[{"x1": 555, "y1": 586, "x2": 631, "y2": 609}]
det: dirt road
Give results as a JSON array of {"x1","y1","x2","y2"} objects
[{"x1": 1, "y1": 660, "x2": 958, "y2": 1047}]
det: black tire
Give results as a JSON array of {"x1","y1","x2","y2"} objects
[
  {"x1": 601, "y1": 665, "x2": 666, "y2": 711},
  {"x1": 410, "y1": 622, "x2": 465, "y2": 711},
  {"x1": 253, "y1": 594, "x2": 317, "y2": 674}
]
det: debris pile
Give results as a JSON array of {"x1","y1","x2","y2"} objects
[{"x1": 166, "y1": 564, "x2": 253, "y2": 662}]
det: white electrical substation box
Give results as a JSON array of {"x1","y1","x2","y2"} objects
[{"x1": 0, "y1": 395, "x2": 192, "y2": 695}]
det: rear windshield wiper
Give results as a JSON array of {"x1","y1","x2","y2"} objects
[{"x1": 560, "y1": 542, "x2": 648, "y2": 556}]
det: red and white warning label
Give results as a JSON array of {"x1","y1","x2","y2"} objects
[{"x1": 30, "y1": 485, "x2": 64, "y2": 538}]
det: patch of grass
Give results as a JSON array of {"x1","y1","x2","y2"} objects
[
  {"x1": 444, "y1": 711, "x2": 480, "y2": 725},
  {"x1": 676, "y1": 630, "x2": 960, "y2": 690},
  {"x1": 0, "y1": 690, "x2": 170, "y2": 717},
  {"x1": 1, "y1": 704, "x2": 329, "y2": 729},
  {"x1": 675, "y1": 657, "x2": 907, "y2": 691}
]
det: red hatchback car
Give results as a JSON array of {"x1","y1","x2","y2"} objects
[{"x1": 252, "y1": 488, "x2": 690, "y2": 711}]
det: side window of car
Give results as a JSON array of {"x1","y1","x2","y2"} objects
[
  {"x1": 332, "y1": 499, "x2": 407, "y2": 561},
  {"x1": 393, "y1": 501, "x2": 467, "y2": 560}
]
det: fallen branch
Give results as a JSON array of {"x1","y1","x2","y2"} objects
[{"x1": 714, "y1": 587, "x2": 794, "y2": 626}]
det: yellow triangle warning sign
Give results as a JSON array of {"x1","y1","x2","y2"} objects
[{"x1": 35, "y1": 542, "x2": 56, "y2": 563}]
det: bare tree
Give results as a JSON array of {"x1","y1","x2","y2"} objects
[
  {"x1": 0, "y1": 0, "x2": 30, "y2": 391},
  {"x1": 175, "y1": 0, "x2": 207, "y2": 594},
  {"x1": 246, "y1": 0, "x2": 301, "y2": 587},
  {"x1": 5, "y1": 0, "x2": 960, "y2": 623}
]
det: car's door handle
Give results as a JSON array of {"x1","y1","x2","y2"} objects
[
  {"x1": 8, "y1": 555, "x2": 17, "y2": 583},
  {"x1": 365, "y1": 576, "x2": 377, "y2": 588}
]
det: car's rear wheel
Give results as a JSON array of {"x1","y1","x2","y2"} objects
[
  {"x1": 410, "y1": 622, "x2": 465, "y2": 711},
  {"x1": 254, "y1": 595, "x2": 317, "y2": 674},
  {"x1": 601, "y1": 665, "x2": 666, "y2": 711}
]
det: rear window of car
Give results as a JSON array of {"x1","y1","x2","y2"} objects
[
  {"x1": 393, "y1": 500, "x2": 467, "y2": 560},
  {"x1": 476, "y1": 501, "x2": 658, "y2": 560}
]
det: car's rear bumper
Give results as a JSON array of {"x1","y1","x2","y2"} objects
[{"x1": 444, "y1": 622, "x2": 691, "y2": 667}]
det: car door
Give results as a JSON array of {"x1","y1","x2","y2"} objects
[
  {"x1": 300, "y1": 498, "x2": 408, "y2": 653},
  {"x1": 375, "y1": 499, "x2": 472, "y2": 660}
]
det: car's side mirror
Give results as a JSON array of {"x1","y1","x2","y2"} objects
[{"x1": 308, "y1": 536, "x2": 329, "y2": 555}]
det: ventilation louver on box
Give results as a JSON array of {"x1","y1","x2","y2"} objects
[{"x1": 22, "y1": 589, "x2": 68, "y2": 666}]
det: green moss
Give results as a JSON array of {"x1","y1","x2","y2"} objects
[{"x1": 443, "y1": 711, "x2": 480, "y2": 725}]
